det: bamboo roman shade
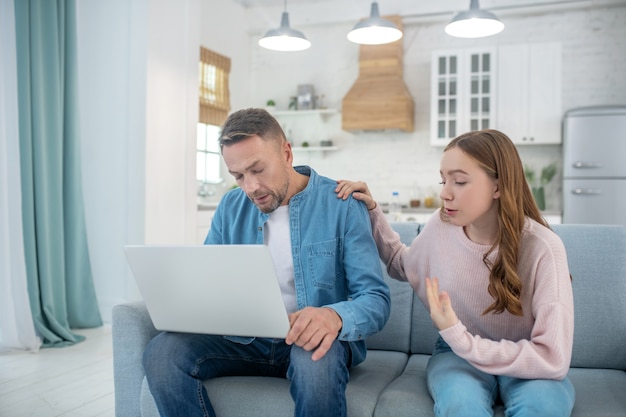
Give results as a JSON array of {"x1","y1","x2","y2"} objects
[{"x1": 199, "y1": 47, "x2": 231, "y2": 126}]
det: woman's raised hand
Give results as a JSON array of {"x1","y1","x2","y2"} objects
[{"x1": 425, "y1": 277, "x2": 459, "y2": 331}]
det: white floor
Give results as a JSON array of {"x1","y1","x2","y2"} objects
[{"x1": 0, "y1": 326, "x2": 115, "y2": 417}]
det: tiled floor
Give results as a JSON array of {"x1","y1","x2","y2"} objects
[{"x1": 0, "y1": 326, "x2": 114, "y2": 417}]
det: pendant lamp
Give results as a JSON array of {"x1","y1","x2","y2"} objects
[
  {"x1": 347, "y1": 1, "x2": 403, "y2": 45},
  {"x1": 445, "y1": 0, "x2": 504, "y2": 38},
  {"x1": 258, "y1": 1, "x2": 311, "y2": 52}
]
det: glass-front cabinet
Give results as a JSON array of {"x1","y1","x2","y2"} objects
[{"x1": 431, "y1": 48, "x2": 496, "y2": 146}]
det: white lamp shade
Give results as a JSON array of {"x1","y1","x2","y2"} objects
[
  {"x1": 445, "y1": 1, "x2": 504, "y2": 38},
  {"x1": 259, "y1": 12, "x2": 311, "y2": 52},
  {"x1": 347, "y1": 2, "x2": 403, "y2": 45},
  {"x1": 347, "y1": 23, "x2": 402, "y2": 45}
]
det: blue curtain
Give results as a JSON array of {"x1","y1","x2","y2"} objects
[{"x1": 14, "y1": 0, "x2": 102, "y2": 347}]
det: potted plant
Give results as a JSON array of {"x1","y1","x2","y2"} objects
[
  {"x1": 524, "y1": 162, "x2": 557, "y2": 211},
  {"x1": 265, "y1": 99, "x2": 276, "y2": 113}
]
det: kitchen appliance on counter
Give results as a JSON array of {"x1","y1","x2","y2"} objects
[{"x1": 562, "y1": 106, "x2": 626, "y2": 227}]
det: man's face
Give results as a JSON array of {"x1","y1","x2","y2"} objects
[{"x1": 222, "y1": 135, "x2": 292, "y2": 213}]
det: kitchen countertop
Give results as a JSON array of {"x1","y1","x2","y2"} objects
[
  {"x1": 199, "y1": 202, "x2": 561, "y2": 219},
  {"x1": 198, "y1": 202, "x2": 219, "y2": 211},
  {"x1": 382, "y1": 205, "x2": 562, "y2": 217}
]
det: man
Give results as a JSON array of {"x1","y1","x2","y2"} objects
[{"x1": 143, "y1": 108, "x2": 390, "y2": 417}]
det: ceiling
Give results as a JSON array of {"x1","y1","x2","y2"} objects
[
  {"x1": 232, "y1": 0, "x2": 606, "y2": 11},
  {"x1": 231, "y1": 0, "x2": 622, "y2": 31}
]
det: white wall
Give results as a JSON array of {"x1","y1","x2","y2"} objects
[
  {"x1": 77, "y1": 0, "x2": 149, "y2": 322},
  {"x1": 77, "y1": 0, "x2": 250, "y2": 322},
  {"x1": 245, "y1": 4, "x2": 626, "y2": 210},
  {"x1": 198, "y1": 1, "x2": 250, "y2": 112}
]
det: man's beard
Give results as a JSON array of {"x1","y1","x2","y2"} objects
[{"x1": 249, "y1": 181, "x2": 289, "y2": 214}]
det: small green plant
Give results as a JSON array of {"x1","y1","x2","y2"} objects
[
  {"x1": 540, "y1": 162, "x2": 557, "y2": 186},
  {"x1": 301, "y1": 141, "x2": 309, "y2": 148},
  {"x1": 266, "y1": 99, "x2": 276, "y2": 106},
  {"x1": 524, "y1": 162, "x2": 557, "y2": 211},
  {"x1": 524, "y1": 162, "x2": 557, "y2": 187}
]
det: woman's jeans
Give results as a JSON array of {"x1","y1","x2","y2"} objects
[
  {"x1": 143, "y1": 332, "x2": 350, "y2": 417},
  {"x1": 427, "y1": 338, "x2": 575, "y2": 417}
]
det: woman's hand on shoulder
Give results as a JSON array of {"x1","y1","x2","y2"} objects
[{"x1": 335, "y1": 180, "x2": 377, "y2": 211}]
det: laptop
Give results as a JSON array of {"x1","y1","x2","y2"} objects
[{"x1": 124, "y1": 244, "x2": 291, "y2": 338}]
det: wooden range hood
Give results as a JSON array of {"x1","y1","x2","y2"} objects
[{"x1": 342, "y1": 16, "x2": 414, "y2": 132}]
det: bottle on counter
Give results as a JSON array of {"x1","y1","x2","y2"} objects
[
  {"x1": 424, "y1": 189, "x2": 437, "y2": 209},
  {"x1": 390, "y1": 191, "x2": 402, "y2": 222}
]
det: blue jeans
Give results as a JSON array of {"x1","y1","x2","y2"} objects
[
  {"x1": 427, "y1": 338, "x2": 575, "y2": 417},
  {"x1": 143, "y1": 332, "x2": 351, "y2": 417}
]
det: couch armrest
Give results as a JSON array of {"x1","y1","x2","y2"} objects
[{"x1": 112, "y1": 301, "x2": 159, "y2": 417}]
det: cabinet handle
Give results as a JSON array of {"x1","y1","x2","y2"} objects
[
  {"x1": 571, "y1": 188, "x2": 601, "y2": 195},
  {"x1": 572, "y1": 161, "x2": 602, "y2": 169}
]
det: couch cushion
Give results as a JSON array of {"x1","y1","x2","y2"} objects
[
  {"x1": 552, "y1": 224, "x2": 626, "y2": 370},
  {"x1": 139, "y1": 351, "x2": 409, "y2": 417},
  {"x1": 203, "y1": 351, "x2": 409, "y2": 417},
  {"x1": 410, "y1": 295, "x2": 441, "y2": 355},
  {"x1": 373, "y1": 354, "x2": 433, "y2": 417},
  {"x1": 375, "y1": 355, "x2": 626, "y2": 417},
  {"x1": 373, "y1": 354, "x2": 506, "y2": 417},
  {"x1": 567, "y1": 367, "x2": 626, "y2": 416},
  {"x1": 367, "y1": 222, "x2": 422, "y2": 353},
  {"x1": 345, "y1": 351, "x2": 410, "y2": 416},
  {"x1": 366, "y1": 274, "x2": 413, "y2": 352},
  {"x1": 388, "y1": 221, "x2": 423, "y2": 246}
]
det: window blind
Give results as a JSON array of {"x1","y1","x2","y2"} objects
[{"x1": 199, "y1": 47, "x2": 231, "y2": 126}]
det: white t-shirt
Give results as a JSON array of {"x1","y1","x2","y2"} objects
[{"x1": 264, "y1": 205, "x2": 297, "y2": 314}]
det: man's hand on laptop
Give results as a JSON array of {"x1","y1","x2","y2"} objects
[{"x1": 286, "y1": 307, "x2": 343, "y2": 361}]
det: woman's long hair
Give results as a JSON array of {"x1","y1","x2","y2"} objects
[{"x1": 441, "y1": 129, "x2": 549, "y2": 316}]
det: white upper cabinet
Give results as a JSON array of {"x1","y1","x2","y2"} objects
[
  {"x1": 431, "y1": 48, "x2": 497, "y2": 146},
  {"x1": 496, "y1": 42, "x2": 562, "y2": 144},
  {"x1": 431, "y1": 43, "x2": 562, "y2": 146}
]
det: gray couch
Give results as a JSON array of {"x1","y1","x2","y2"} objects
[{"x1": 112, "y1": 223, "x2": 626, "y2": 417}]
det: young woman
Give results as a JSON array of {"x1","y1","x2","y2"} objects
[{"x1": 336, "y1": 129, "x2": 575, "y2": 417}]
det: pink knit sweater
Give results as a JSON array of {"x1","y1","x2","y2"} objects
[{"x1": 370, "y1": 206, "x2": 574, "y2": 380}]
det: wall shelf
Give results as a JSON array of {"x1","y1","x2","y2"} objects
[
  {"x1": 273, "y1": 108, "x2": 340, "y2": 123},
  {"x1": 273, "y1": 108, "x2": 339, "y2": 116},
  {"x1": 273, "y1": 110, "x2": 341, "y2": 158}
]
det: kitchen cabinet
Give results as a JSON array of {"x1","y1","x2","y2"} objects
[
  {"x1": 430, "y1": 47, "x2": 497, "y2": 146},
  {"x1": 496, "y1": 43, "x2": 562, "y2": 144},
  {"x1": 272, "y1": 109, "x2": 341, "y2": 149}
]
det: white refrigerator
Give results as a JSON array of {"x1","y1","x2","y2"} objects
[{"x1": 562, "y1": 106, "x2": 626, "y2": 227}]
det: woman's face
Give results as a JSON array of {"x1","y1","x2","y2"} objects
[{"x1": 439, "y1": 147, "x2": 500, "y2": 229}]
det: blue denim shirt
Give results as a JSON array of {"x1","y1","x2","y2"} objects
[{"x1": 205, "y1": 166, "x2": 390, "y2": 366}]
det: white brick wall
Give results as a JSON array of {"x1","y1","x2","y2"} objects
[{"x1": 249, "y1": 5, "x2": 626, "y2": 212}]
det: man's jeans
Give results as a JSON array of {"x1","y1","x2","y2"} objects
[
  {"x1": 143, "y1": 332, "x2": 351, "y2": 417},
  {"x1": 427, "y1": 337, "x2": 575, "y2": 417}
]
